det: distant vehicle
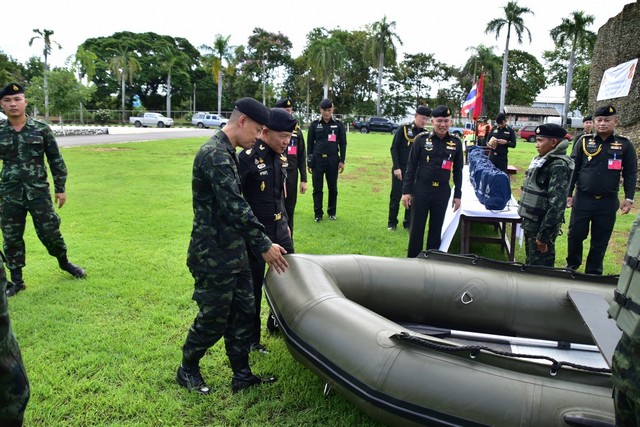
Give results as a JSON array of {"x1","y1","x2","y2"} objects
[
  {"x1": 129, "y1": 112, "x2": 174, "y2": 128},
  {"x1": 448, "y1": 122, "x2": 475, "y2": 137},
  {"x1": 192, "y1": 112, "x2": 228, "y2": 128},
  {"x1": 352, "y1": 117, "x2": 398, "y2": 134},
  {"x1": 519, "y1": 125, "x2": 571, "y2": 142}
]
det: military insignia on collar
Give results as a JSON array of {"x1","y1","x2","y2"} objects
[
  {"x1": 246, "y1": 149, "x2": 253, "y2": 155},
  {"x1": 259, "y1": 144, "x2": 265, "y2": 151},
  {"x1": 280, "y1": 154, "x2": 287, "y2": 162}
]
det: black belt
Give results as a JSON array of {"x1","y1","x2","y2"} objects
[{"x1": 614, "y1": 289, "x2": 640, "y2": 316}]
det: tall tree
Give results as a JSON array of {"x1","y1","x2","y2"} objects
[
  {"x1": 504, "y1": 50, "x2": 546, "y2": 106},
  {"x1": 550, "y1": 11, "x2": 596, "y2": 126},
  {"x1": 29, "y1": 28, "x2": 62, "y2": 121},
  {"x1": 158, "y1": 46, "x2": 190, "y2": 118},
  {"x1": 365, "y1": 16, "x2": 403, "y2": 115},
  {"x1": 485, "y1": 1, "x2": 534, "y2": 112},
  {"x1": 26, "y1": 69, "x2": 95, "y2": 122},
  {"x1": 108, "y1": 46, "x2": 141, "y2": 123},
  {"x1": 71, "y1": 46, "x2": 97, "y2": 124},
  {"x1": 399, "y1": 53, "x2": 451, "y2": 108},
  {"x1": 245, "y1": 28, "x2": 292, "y2": 104},
  {"x1": 306, "y1": 33, "x2": 346, "y2": 99},
  {"x1": 200, "y1": 35, "x2": 234, "y2": 115}
]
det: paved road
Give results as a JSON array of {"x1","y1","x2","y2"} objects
[{"x1": 56, "y1": 127, "x2": 215, "y2": 148}]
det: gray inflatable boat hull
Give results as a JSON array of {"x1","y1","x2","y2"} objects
[{"x1": 264, "y1": 251, "x2": 617, "y2": 426}]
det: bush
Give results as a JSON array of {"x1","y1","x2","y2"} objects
[{"x1": 94, "y1": 109, "x2": 112, "y2": 124}]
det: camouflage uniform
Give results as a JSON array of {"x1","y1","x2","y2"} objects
[
  {"x1": 0, "y1": 118, "x2": 68, "y2": 271},
  {"x1": 0, "y1": 257, "x2": 29, "y2": 425},
  {"x1": 519, "y1": 140, "x2": 573, "y2": 266},
  {"x1": 182, "y1": 131, "x2": 272, "y2": 365}
]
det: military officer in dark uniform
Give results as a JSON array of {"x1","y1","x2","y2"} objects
[
  {"x1": 402, "y1": 105, "x2": 463, "y2": 257},
  {"x1": 388, "y1": 105, "x2": 430, "y2": 231},
  {"x1": 487, "y1": 112, "x2": 517, "y2": 173},
  {"x1": 239, "y1": 108, "x2": 296, "y2": 354},
  {"x1": 572, "y1": 115, "x2": 593, "y2": 144},
  {"x1": 518, "y1": 124, "x2": 574, "y2": 267},
  {"x1": 566, "y1": 105, "x2": 637, "y2": 275},
  {"x1": 274, "y1": 98, "x2": 307, "y2": 236},
  {"x1": 307, "y1": 98, "x2": 347, "y2": 222},
  {"x1": 0, "y1": 83, "x2": 86, "y2": 297},
  {"x1": 177, "y1": 98, "x2": 288, "y2": 395}
]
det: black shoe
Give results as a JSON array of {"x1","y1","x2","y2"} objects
[
  {"x1": 249, "y1": 342, "x2": 269, "y2": 354},
  {"x1": 60, "y1": 262, "x2": 87, "y2": 279},
  {"x1": 266, "y1": 312, "x2": 279, "y2": 334},
  {"x1": 176, "y1": 365, "x2": 211, "y2": 395},
  {"x1": 329, "y1": 215, "x2": 336, "y2": 221},
  {"x1": 388, "y1": 225, "x2": 397, "y2": 231},
  {"x1": 231, "y1": 374, "x2": 277, "y2": 393},
  {"x1": 314, "y1": 216, "x2": 322, "y2": 222},
  {"x1": 6, "y1": 280, "x2": 26, "y2": 297}
]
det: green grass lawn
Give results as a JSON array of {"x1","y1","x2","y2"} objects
[{"x1": 10, "y1": 132, "x2": 634, "y2": 425}]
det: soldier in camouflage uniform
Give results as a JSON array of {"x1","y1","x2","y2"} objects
[
  {"x1": 177, "y1": 98, "x2": 289, "y2": 395},
  {"x1": 0, "y1": 255, "x2": 29, "y2": 426},
  {"x1": 0, "y1": 83, "x2": 85, "y2": 297},
  {"x1": 239, "y1": 108, "x2": 297, "y2": 353},
  {"x1": 608, "y1": 213, "x2": 640, "y2": 425},
  {"x1": 518, "y1": 124, "x2": 574, "y2": 267}
]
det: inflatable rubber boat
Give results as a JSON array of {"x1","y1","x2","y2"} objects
[{"x1": 264, "y1": 251, "x2": 619, "y2": 426}]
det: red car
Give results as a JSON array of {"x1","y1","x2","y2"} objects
[{"x1": 519, "y1": 125, "x2": 571, "y2": 142}]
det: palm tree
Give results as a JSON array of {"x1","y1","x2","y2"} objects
[
  {"x1": 550, "y1": 11, "x2": 596, "y2": 127},
  {"x1": 365, "y1": 16, "x2": 403, "y2": 115},
  {"x1": 29, "y1": 28, "x2": 62, "y2": 121},
  {"x1": 108, "y1": 47, "x2": 141, "y2": 124},
  {"x1": 307, "y1": 36, "x2": 346, "y2": 99},
  {"x1": 72, "y1": 46, "x2": 97, "y2": 124},
  {"x1": 485, "y1": 1, "x2": 534, "y2": 112},
  {"x1": 200, "y1": 35, "x2": 234, "y2": 115},
  {"x1": 158, "y1": 47, "x2": 189, "y2": 119}
]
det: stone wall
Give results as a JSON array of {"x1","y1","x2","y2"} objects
[{"x1": 589, "y1": 1, "x2": 640, "y2": 142}]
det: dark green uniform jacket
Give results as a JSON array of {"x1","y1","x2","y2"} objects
[
  {"x1": 518, "y1": 140, "x2": 574, "y2": 243},
  {"x1": 0, "y1": 117, "x2": 67, "y2": 202},
  {"x1": 187, "y1": 131, "x2": 272, "y2": 274}
]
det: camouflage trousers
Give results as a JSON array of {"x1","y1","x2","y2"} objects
[
  {"x1": 523, "y1": 230, "x2": 556, "y2": 267},
  {"x1": 0, "y1": 262, "x2": 30, "y2": 425},
  {"x1": 0, "y1": 196, "x2": 67, "y2": 270},
  {"x1": 613, "y1": 388, "x2": 640, "y2": 426},
  {"x1": 181, "y1": 268, "x2": 255, "y2": 365}
]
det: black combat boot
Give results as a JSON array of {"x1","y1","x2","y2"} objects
[
  {"x1": 6, "y1": 268, "x2": 26, "y2": 297},
  {"x1": 58, "y1": 256, "x2": 87, "y2": 279},
  {"x1": 229, "y1": 354, "x2": 277, "y2": 393},
  {"x1": 176, "y1": 363, "x2": 211, "y2": 395}
]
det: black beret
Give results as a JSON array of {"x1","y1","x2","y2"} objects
[
  {"x1": 535, "y1": 123, "x2": 567, "y2": 139},
  {"x1": 319, "y1": 98, "x2": 333, "y2": 109},
  {"x1": 431, "y1": 105, "x2": 451, "y2": 118},
  {"x1": 495, "y1": 113, "x2": 507, "y2": 123},
  {"x1": 274, "y1": 98, "x2": 293, "y2": 109},
  {"x1": 583, "y1": 115, "x2": 592, "y2": 121},
  {"x1": 235, "y1": 97, "x2": 271, "y2": 125},
  {"x1": 267, "y1": 108, "x2": 297, "y2": 132},
  {"x1": 594, "y1": 105, "x2": 616, "y2": 117},
  {"x1": 416, "y1": 105, "x2": 431, "y2": 116},
  {"x1": 0, "y1": 83, "x2": 25, "y2": 98}
]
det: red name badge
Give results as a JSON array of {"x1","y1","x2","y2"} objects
[
  {"x1": 441, "y1": 160, "x2": 453, "y2": 170},
  {"x1": 328, "y1": 133, "x2": 337, "y2": 142},
  {"x1": 288, "y1": 145, "x2": 297, "y2": 155},
  {"x1": 608, "y1": 159, "x2": 622, "y2": 170}
]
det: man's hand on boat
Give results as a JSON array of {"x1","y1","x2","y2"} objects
[{"x1": 263, "y1": 244, "x2": 289, "y2": 274}]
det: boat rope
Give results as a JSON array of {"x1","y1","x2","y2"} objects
[{"x1": 392, "y1": 332, "x2": 612, "y2": 375}]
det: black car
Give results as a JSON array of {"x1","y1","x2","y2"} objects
[{"x1": 356, "y1": 117, "x2": 398, "y2": 134}]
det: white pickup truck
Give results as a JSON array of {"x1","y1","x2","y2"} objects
[{"x1": 129, "y1": 113, "x2": 174, "y2": 128}]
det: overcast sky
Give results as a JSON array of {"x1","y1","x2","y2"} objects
[{"x1": 2, "y1": 0, "x2": 633, "y2": 83}]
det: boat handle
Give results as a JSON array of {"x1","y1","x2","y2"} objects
[{"x1": 460, "y1": 292, "x2": 474, "y2": 304}]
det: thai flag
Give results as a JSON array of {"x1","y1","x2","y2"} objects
[{"x1": 460, "y1": 82, "x2": 478, "y2": 116}]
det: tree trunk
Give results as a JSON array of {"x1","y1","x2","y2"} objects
[
  {"x1": 79, "y1": 102, "x2": 84, "y2": 124},
  {"x1": 376, "y1": 52, "x2": 384, "y2": 116},
  {"x1": 166, "y1": 72, "x2": 172, "y2": 118},
  {"x1": 499, "y1": 25, "x2": 512, "y2": 113},
  {"x1": 217, "y1": 70, "x2": 223, "y2": 116},
  {"x1": 121, "y1": 72, "x2": 126, "y2": 124},
  {"x1": 562, "y1": 46, "x2": 577, "y2": 128},
  {"x1": 323, "y1": 78, "x2": 329, "y2": 100}
]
